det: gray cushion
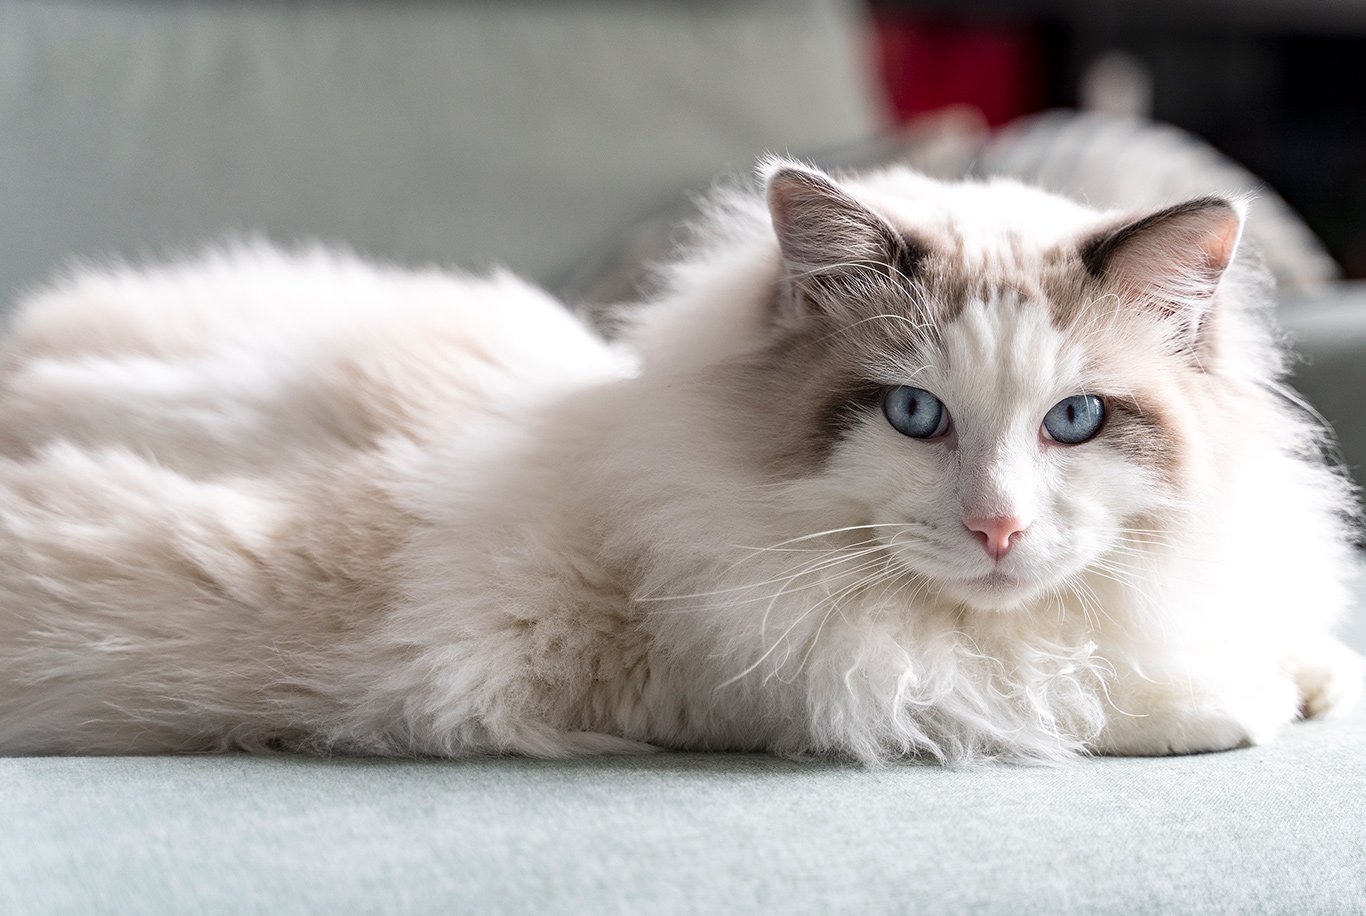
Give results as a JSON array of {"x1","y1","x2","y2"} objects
[
  {"x1": 4, "y1": 563, "x2": 1364, "y2": 915},
  {"x1": 0, "y1": 0, "x2": 882, "y2": 307}
]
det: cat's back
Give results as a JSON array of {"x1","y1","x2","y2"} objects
[{"x1": 0, "y1": 245, "x2": 617, "y2": 469}]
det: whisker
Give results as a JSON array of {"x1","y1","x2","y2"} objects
[
  {"x1": 728, "y1": 535, "x2": 889, "y2": 555},
  {"x1": 718, "y1": 556, "x2": 898, "y2": 689},
  {"x1": 638, "y1": 544, "x2": 888, "y2": 603},
  {"x1": 754, "y1": 522, "x2": 923, "y2": 551},
  {"x1": 755, "y1": 553, "x2": 891, "y2": 655},
  {"x1": 782, "y1": 559, "x2": 898, "y2": 683}
]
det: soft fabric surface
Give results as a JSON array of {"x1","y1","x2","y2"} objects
[
  {"x1": 0, "y1": 0, "x2": 881, "y2": 305},
  {"x1": 4, "y1": 565, "x2": 1364, "y2": 915},
  {"x1": 4, "y1": 723, "x2": 1365, "y2": 915}
]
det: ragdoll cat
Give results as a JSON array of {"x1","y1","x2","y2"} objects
[{"x1": 0, "y1": 158, "x2": 1361, "y2": 763}]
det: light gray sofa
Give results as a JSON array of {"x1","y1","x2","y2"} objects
[{"x1": 2, "y1": 1, "x2": 1363, "y2": 913}]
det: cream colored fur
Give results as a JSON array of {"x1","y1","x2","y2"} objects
[{"x1": 0, "y1": 163, "x2": 1360, "y2": 763}]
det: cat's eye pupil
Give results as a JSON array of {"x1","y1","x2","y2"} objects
[
  {"x1": 1043, "y1": 395, "x2": 1105, "y2": 444},
  {"x1": 883, "y1": 386, "x2": 948, "y2": 440}
]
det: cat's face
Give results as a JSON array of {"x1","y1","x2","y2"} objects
[
  {"x1": 826, "y1": 293, "x2": 1174, "y2": 611},
  {"x1": 742, "y1": 162, "x2": 1242, "y2": 612}
]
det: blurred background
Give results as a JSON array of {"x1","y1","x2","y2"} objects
[
  {"x1": 0, "y1": 0, "x2": 1363, "y2": 481},
  {"x1": 870, "y1": 0, "x2": 1366, "y2": 277},
  {"x1": 6, "y1": 0, "x2": 1366, "y2": 296}
]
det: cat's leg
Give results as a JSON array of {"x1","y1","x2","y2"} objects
[
  {"x1": 1282, "y1": 637, "x2": 1364, "y2": 719},
  {"x1": 1093, "y1": 662, "x2": 1302, "y2": 756}
]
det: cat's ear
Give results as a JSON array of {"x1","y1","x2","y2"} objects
[
  {"x1": 1080, "y1": 197, "x2": 1245, "y2": 331},
  {"x1": 764, "y1": 161, "x2": 923, "y2": 322}
]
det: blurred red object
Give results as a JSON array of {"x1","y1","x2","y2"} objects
[{"x1": 873, "y1": 12, "x2": 1045, "y2": 127}]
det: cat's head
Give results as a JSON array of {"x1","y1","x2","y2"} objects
[{"x1": 713, "y1": 159, "x2": 1250, "y2": 613}]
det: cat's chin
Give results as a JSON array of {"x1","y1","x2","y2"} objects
[{"x1": 933, "y1": 569, "x2": 1050, "y2": 613}]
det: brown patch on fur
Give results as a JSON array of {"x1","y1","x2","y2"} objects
[
  {"x1": 713, "y1": 334, "x2": 866, "y2": 477},
  {"x1": 817, "y1": 378, "x2": 891, "y2": 447},
  {"x1": 720, "y1": 275, "x2": 952, "y2": 477},
  {"x1": 1037, "y1": 245, "x2": 1100, "y2": 332},
  {"x1": 1102, "y1": 394, "x2": 1184, "y2": 487},
  {"x1": 915, "y1": 259, "x2": 973, "y2": 325}
]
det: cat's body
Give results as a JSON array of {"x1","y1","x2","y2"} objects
[{"x1": 0, "y1": 161, "x2": 1360, "y2": 762}]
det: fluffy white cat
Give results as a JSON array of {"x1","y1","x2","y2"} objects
[{"x1": 0, "y1": 159, "x2": 1360, "y2": 763}]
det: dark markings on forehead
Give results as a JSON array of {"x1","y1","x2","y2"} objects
[
  {"x1": 1039, "y1": 247, "x2": 1100, "y2": 332},
  {"x1": 896, "y1": 225, "x2": 1074, "y2": 328},
  {"x1": 772, "y1": 241, "x2": 1049, "y2": 454},
  {"x1": 739, "y1": 229, "x2": 1179, "y2": 479},
  {"x1": 916, "y1": 261, "x2": 970, "y2": 324}
]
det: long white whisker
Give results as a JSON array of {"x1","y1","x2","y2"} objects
[
  {"x1": 638, "y1": 544, "x2": 889, "y2": 603},
  {"x1": 755, "y1": 522, "x2": 921, "y2": 551},
  {"x1": 717, "y1": 555, "x2": 895, "y2": 689},
  {"x1": 756, "y1": 553, "x2": 891, "y2": 657},
  {"x1": 781, "y1": 560, "x2": 896, "y2": 684}
]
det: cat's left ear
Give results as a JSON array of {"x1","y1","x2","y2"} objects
[
  {"x1": 1079, "y1": 197, "x2": 1245, "y2": 332},
  {"x1": 764, "y1": 160, "x2": 923, "y2": 323}
]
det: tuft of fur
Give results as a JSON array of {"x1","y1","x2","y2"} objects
[{"x1": 0, "y1": 165, "x2": 1360, "y2": 764}]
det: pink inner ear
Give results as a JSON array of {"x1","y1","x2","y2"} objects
[
  {"x1": 1203, "y1": 214, "x2": 1243, "y2": 274},
  {"x1": 1086, "y1": 198, "x2": 1245, "y2": 317}
]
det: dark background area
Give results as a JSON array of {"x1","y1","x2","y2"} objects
[{"x1": 869, "y1": 0, "x2": 1366, "y2": 276}]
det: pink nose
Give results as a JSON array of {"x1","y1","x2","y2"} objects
[{"x1": 964, "y1": 516, "x2": 1029, "y2": 561}]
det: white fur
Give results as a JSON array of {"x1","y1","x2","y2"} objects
[{"x1": 0, "y1": 167, "x2": 1360, "y2": 764}]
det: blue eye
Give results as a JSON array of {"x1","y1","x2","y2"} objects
[
  {"x1": 883, "y1": 386, "x2": 949, "y2": 439},
  {"x1": 1042, "y1": 395, "x2": 1105, "y2": 444}
]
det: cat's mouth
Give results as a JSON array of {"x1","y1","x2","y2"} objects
[
  {"x1": 919, "y1": 564, "x2": 1050, "y2": 613},
  {"x1": 881, "y1": 534, "x2": 1059, "y2": 612}
]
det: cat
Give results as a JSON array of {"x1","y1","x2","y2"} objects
[{"x1": 0, "y1": 157, "x2": 1361, "y2": 763}]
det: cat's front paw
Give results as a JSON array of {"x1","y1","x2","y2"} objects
[
  {"x1": 1094, "y1": 672, "x2": 1300, "y2": 757},
  {"x1": 1286, "y1": 639, "x2": 1364, "y2": 720}
]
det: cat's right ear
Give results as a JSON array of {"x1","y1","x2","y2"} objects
[{"x1": 764, "y1": 161, "x2": 921, "y2": 323}]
